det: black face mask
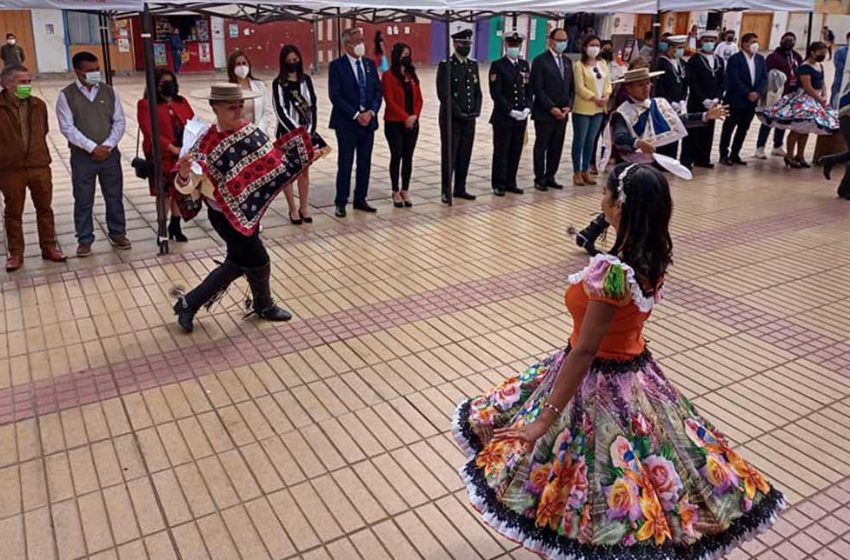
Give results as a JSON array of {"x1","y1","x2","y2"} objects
[
  {"x1": 284, "y1": 61, "x2": 301, "y2": 74},
  {"x1": 600, "y1": 50, "x2": 613, "y2": 61},
  {"x1": 456, "y1": 45, "x2": 471, "y2": 58},
  {"x1": 160, "y1": 80, "x2": 178, "y2": 98},
  {"x1": 400, "y1": 56, "x2": 412, "y2": 67},
  {"x1": 815, "y1": 54, "x2": 826, "y2": 62},
  {"x1": 781, "y1": 41, "x2": 795, "y2": 51}
]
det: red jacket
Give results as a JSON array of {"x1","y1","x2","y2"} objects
[
  {"x1": 137, "y1": 97, "x2": 194, "y2": 166},
  {"x1": 381, "y1": 70, "x2": 423, "y2": 122}
]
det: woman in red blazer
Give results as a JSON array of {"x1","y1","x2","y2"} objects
[
  {"x1": 381, "y1": 42, "x2": 423, "y2": 207},
  {"x1": 137, "y1": 69, "x2": 195, "y2": 241}
]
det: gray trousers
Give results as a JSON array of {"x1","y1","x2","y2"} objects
[{"x1": 70, "y1": 149, "x2": 126, "y2": 245}]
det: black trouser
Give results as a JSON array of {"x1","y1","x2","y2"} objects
[
  {"x1": 384, "y1": 122, "x2": 419, "y2": 191},
  {"x1": 440, "y1": 116, "x2": 476, "y2": 196},
  {"x1": 656, "y1": 141, "x2": 679, "y2": 159},
  {"x1": 533, "y1": 119, "x2": 567, "y2": 185},
  {"x1": 719, "y1": 107, "x2": 756, "y2": 160},
  {"x1": 682, "y1": 120, "x2": 716, "y2": 166},
  {"x1": 590, "y1": 112, "x2": 610, "y2": 167},
  {"x1": 838, "y1": 116, "x2": 850, "y2": 199},
  {"x1": 492, "y1": 122, "x2": 526, "y2": 189}
]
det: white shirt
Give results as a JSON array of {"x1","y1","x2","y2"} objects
[
  {"x1": 55, "y1": 79, "x2": 126, "y2": 153},
  {"x1": 550, "y1": 49, "x2": 566, "y2": 75},
  {"x1": 247, "y1": 79, "x2": 274, "y2": 134},
  {"x1": 744, "y1": 52, "x2": 756, "y2": 86},
  {"x1": 715, "y1": 41, "x2": 739, "y2": 63},
  {"x1": 591, "y1": 62, "x2": 607, "y2": 97}
]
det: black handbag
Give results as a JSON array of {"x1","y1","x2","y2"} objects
[{"x1": 131, "y1": 127, "x2": 150, "y2": 180}]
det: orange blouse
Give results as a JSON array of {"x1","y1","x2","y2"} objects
[{"x1": 564, "y1": 254, "x2": 661, "y2": 360}]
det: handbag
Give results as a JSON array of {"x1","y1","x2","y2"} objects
[{"x1": 131, "y1": 127, "x2": 150, "y2": 180}]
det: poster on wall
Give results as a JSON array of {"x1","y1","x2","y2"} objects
[
  {"x1": 118, "y1": 38, "x2": 130, "y2": 53},
  {"x1": 199, "y1": 43, "x2": 210, "y2": 63},
  {"x1": 229, "y1": 24, "x2": 239, "y2": 38},
  {"x1": 154, "y1": 43, "x2": 167, "y2": 66}
]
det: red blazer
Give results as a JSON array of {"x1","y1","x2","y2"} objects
[
  {"x1": 137, "y1": 97, "x2": 194, "y2": 165},
  {"x1": 381, "y1": 70, "x2": 423, "y2": 122}
]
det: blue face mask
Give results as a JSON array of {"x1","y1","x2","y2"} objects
[
  {"x1": 554, "y1": 41, "x2": 568, "y2": 54},
  {"x1": 675, "y1": 47, "x2": 685, "y2": 58},
  {"x1": 701, "y1": 42, "x2": 716, "y2": 53},
  {"x1": 658, "y1": 42, "x2": 669, "y2": 53},
  {"x1": 506, "y1": 47, "x2": 521, "y2": 59}
]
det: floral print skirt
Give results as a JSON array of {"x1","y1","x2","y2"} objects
[
  {"x1": 758, "y1": 90, "x2": 839, "y2": 135},
  {"x1": 452, "y1": 347, "x2": 786, "y2": 560}
]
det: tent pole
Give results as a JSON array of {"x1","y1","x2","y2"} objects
[
  {"x1": 336, "y1": 8, "x2": 342, "y2": 59},
  {"x1": 652, "y1": 0, "x2": 660, "y2": 64},
  {"x1": 99, "y1": 11, "x2": 114, "y2": 86},
  {"x1": 807, "y1": 11, "x2": 813, "y2": 49},
  {"x1": 311, "y1": 14, "x2": 319, "y2": 74},
  {"x1": 142, "y1": 3, "x2": 169, "y2": 255},
  {"x1": 444, "y1": 10, "x2": 453, "y2": 206}
]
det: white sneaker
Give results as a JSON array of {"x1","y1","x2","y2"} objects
[
  {"x1": 771, "y1": 147, "x2": 786, "y2": 157},
  {"x1": 754, "y1": 147, "x2": 767, "y2": 160}
]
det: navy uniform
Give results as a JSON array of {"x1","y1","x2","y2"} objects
[
  {"x1": 489, "y1": 32, "x2": 533, "y2": 196},
  {"x1": 682, "y1": 30, "x2": 725, "y2": 169},
  {"x1": 653, "y1": 35, "x2": 689, "y2": 158},
  {"x1": 437, "y1": 29, "x2": 482, "y2": 204}
]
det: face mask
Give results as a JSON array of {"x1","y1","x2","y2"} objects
[
  {"x1": 400, "y1": 56, "x2": 411, "y2": 67},
  {"x1": 456, "y1": 45, "x2": 471, "y2": 58},
  {"x1": 701, "y1": 42, "x2": 715, "y2": 53},
  {"x1": 284, "y1": 61, "x2": 301, "y2": 74},
  {"x1": 14, "y1": 84, "x2": 31, "y2": 100},
  {"x1": 554, "y1": 41, "x2": 568, "y2": 54},
  {"x1": 7, "y1": 39, "x2": 15, "y2": 46},
  {"x1": 657, "y1": 42, "x2": 668, "y2": 53},
  {"x1": 726, "y1": 37, "x2": 735, "y2": 43},
  {"x1": 353, "y1": 42, "x2": 366, "y2": 58},
  {"x1": 159, "y1": 80, "x2": 178, "y2": 97},
  {"x1": 782, "y1": 41, "x2": 795, "y2": 51},
  {"x1": 600, "y1": 50, "x2": 613, "y2": 61},
  {"x1": 506, "y1": 47, "x2": 521, "y2": 59},
  {"x1": 586, "y1": 46, "x2": 600, "y2": 58},
  {"x1": 815, "y1": 54, "x2": 826, "y2": 62},
  {"x1": 675, "y1": 47, "x2": 685, "y2": 59},
  {"x1": 84, "y1": 71, "x2": 101, "y2": 86},
  {"x1": 234, "y1": 65, "x2": 250, "y2": 79},
  {"x1": 749, "y1": 43, "x2": 760, "y2": 55}
]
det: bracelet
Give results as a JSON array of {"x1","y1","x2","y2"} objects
[{"x1": 542, "y1": 401, "x2": 562, "y2": 417}]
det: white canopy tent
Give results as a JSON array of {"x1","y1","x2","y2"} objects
[{"x1": 658, "y1": 1, "x2": 813, "y2": 9}]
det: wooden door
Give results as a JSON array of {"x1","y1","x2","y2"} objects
[
  {"x1": 674, "y1": 12, "x2": 691, "y2": 36},
  {"x1": 0, "y1": 10, "x2": 36, "y2": 72},
  {"x1": 635, "y1": 15, "x2": 654, "y2": 41},
  {"x1": 741, "y1": 12, "x2": 773, "y2": 49}
]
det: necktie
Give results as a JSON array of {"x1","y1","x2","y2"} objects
[
  {"x1": 356, "y1": 59, "x2": 367, "y2": 108},
  {"x1": 556, "y1": 55, "x2": 564, "y2": 79}
]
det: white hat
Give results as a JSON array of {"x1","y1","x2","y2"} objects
[
  {"x1": 612, "y1": 67, "x2": 665, "y2": 85},
  {"x1": 191, "y1": 82, "x2": 262, "y2": 101},
  {"x1": 667, "y1": 35, "x2": 688, "y2": 44},
  {"x1": 699, "y1": 29, "x2": 719, "y2": 40}
]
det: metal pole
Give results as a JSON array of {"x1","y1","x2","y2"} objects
[
  {"x1": 652, "y1": 1, "x2": 661, "y2": 64},
  {"x1": 99, "y1": 11, "x2": 114, "y2": 85},
  {"x1": 444, "y1": 10, "x2": 453, "y2": 206},
  {"x1": 311, "y1": 14, "x2": 319, "y2": 74},
  {"x1": 807, "y1": 11, "x2": 814, "y2": 49},
  {"x1": 336, "y1": 8, "x2": 342, "y2": 59},
  {"x1": 142, "y1": 4, "x2": 169, "y2": 255}
]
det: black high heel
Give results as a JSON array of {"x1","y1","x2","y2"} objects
[
  {"x1": 299, "y1": 210, "x2": 313, "y2": 224},
  {"x1": 289, "y1": 212, "x2": 303, "y2": 225},
  {"x1": 168, "y1": 217, "x2": 188, "y2": 242},
  {"x1": 796, "y1": 156, "x2": 811, "y2": 169},
  {"x1": 784, "y1": 156, "x2": 801, "y2": 169},
  {"x1": 401, "y1": 191, "x2": 413, "y2": 208},
  {"x1": 392, "y1": 192, "x2": 403, "y2": 208}
]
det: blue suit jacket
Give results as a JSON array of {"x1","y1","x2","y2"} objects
[
  {"x1": 831, "y1": 45, "x2": 847, "y2": 108},
  {"x1": 724, "y1": 52, "x2": 767, "y2": 108},
  {"x1": 328, "y1": 55, "x2": 382, "y2": 131}
]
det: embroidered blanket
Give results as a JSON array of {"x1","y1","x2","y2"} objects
[{"x1": 190, "y1": 123, "x2": 315, "y2": 235}]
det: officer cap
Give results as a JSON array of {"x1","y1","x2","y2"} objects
[{"x1": 452, "y1": 29, "x2": 473, "y2": 43}]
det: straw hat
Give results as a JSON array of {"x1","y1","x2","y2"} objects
[
  {"x1": 191, "y1": 82, "x2": 262, "y2": 101},
  {"x1": 612, "y1": 67, "x2": 665, "y2": 85}
]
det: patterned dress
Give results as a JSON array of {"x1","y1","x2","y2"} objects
[
  {"x1": 759, "y1": 63, "x2": 839, "y2": 134},
  {"x1": 452, "y1": 254, "x2": 786, "y2": 560}
]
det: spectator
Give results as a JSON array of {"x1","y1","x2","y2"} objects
[
  {"x1": 382, "y1": 42, "x2": 422, "y2": 207},
  {"x1": 1, "y1": 33, "x2": 24, "y2": 67},
  {"x1": 590, "y1": 39, "x2": 616, "y2": 173},
  {"x1": 572, "y1": 34, "x2": 611, "y2": 186},
  {"x1": 328, "y1": 28, "x2": 382, "y2": 217},
  {"x1": 715, "y1": 29, "x2": 739, "y2": 64},
  {"x1": 753, "y1": 32, "x2": 803, "y2": 159},
  {"x1": 719, "y1": 33, "x2": 767, "y2": 166},
  {"x1": 170, "y1": 27, "x2": 184, "y2": 74},
  {"x1": 56, "y1": 51, "x2": 129, "y2": 256},
  {"x1": 682, "y1": 30, "x2": 724, "y2": 169},
  {"x1": 638, "y1": 31, "x2": 655, "y2": 61},
  {"x1": 823, "y1": 25, "x2": 835, "y2": 60},
  {"x1": 228, "y1": 50, "x2": 274, "y2": 134},
  {"x1": 0, "y1": 64, "x2": 66, "y2": 272},
  {"x1": 273, "y1": 44, "x2": 328, "y2": 224},
  {"x1": 137, "y1": 68, "x2": 194, "y2": 242},
  {"x1": 374, "y1": 30, "x2": 387, "y2": 73},
  {"x1": 653, "y1": 35, "x2": 689, "y2": 159},
  {"x1": 530, "y1": 28, "x2": 574, "y2": 191},
  {"x1": 831, "y1": 31, "x2": 850, "y2": 109}
]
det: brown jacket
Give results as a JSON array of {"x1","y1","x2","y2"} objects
[{"x1": 0, "y1": 90, "x2": 52, "y2": 170}]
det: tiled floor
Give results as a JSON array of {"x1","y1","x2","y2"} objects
[{"x1": 0, "y1": 67, "x2": 849, "y2": 559}]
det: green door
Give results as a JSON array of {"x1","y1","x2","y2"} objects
[
  {"x1": 528, "y1": 17, "x2": 548, "y2": 61},
  {"x1": 488, "y1": 16, "x2": 504, "y2": 62}
]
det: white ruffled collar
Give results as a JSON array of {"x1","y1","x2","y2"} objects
[{"x1": 567, "y1": 253, "x2": 662, "y2": 313}]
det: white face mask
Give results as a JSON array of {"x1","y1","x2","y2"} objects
[
  {"x1": 234, "y1": 65, "x2": 250, "y2": 79},
  {"x1": 84, "y1": 71, "x2": 101, "y2": 86},
  {"x1": 353, "y1": 42, "x2": 366, "y2": 58},
  {"x1": 7, "y1": 39, "x2": 15, "y2": 46},
  {"x1": 586, "y1": 46, "x2": 600, "y2": 58},
  {"x1": 749, "y1": 43, "x2": 760, "y2": 55}
]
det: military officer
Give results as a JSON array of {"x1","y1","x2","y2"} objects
[
  {"x1": 437, "y1": 28, "x2": 482, "y2": 205},
  {"x1": 489, "y1": 32, "x2": 533, "y2": 196}
]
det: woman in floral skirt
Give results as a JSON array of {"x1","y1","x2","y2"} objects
[{"x1": 452, "y1": 163, "x2": 786, "y2": 560}]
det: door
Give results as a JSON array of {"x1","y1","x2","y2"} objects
[
  {"x1": 0, "y1": 10, "x2": 36, "y2": 72},
  {"x1": 674, "y1": 12, "x2": 691, "y2": 36},
  {"x1": 635, "y1": 15, "x2": 654, "y2": 42},
  {"x1": 741, "y1": 12, "x2": 773, "y2": 49}
]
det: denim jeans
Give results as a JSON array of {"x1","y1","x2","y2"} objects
[
  {"x1": 70, "y1": 149, "x2": 126, "y2": 245},
  {"x1": 756, "y1": 124, "x2": 785, "y2": 150},
  {"x1": 572, "y1": 113, "x2": 604, "y2": 172}
]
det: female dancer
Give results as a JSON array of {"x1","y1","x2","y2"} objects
[{"x1": 453, "y1": 163, "x2": 785, "y2": 560}]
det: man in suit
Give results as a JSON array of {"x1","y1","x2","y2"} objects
[
  {"x1": 719, "y1": 33, "x2": 767, "y2": 166},
  {"x1": 682, "y1": 29, "x2": 725, "y2": 169},
  {"x1": 488, "y1": 32, "x2": 533, "y2": 197},
  {"x1": 328, "y1": 28, "x2": 383, "y2": 217},
  {"x1": 437, "y1": 29, "x2": 482, "y2": 205},
  {"x1": 831, "y1": 31, "x2": 850, "y2": 108},
  {"x1": 530, "y1": 28, "x2": 574, "y2": 191}
]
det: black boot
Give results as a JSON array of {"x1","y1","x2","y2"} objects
[
  {"x1": 174, "y1": 259, "x2": 243, "y2": 332},
  {"x1": 244, "y1": 262, "x2": 292, "y2": 322},
  {"x1": 168, "y1": 216, "x2": 188, "y2": 242},
  {"x1": 575, "y1": 213, "x2": 609, "y2": 257},
  {"x1": 819, "y1": 151, "x2": 850, "y2": 180}
]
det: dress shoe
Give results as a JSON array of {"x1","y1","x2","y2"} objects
[
  {"x1": 581, "y1": 172, "x2": 596, "y2": 185},
  {"x1": 76, "y1": 243, "x2": 92, "y2": 258},
  {"x1": 492, "y1": 186, "x2": 506, "y2": 197},
  {"x1": 694, "y1": 162, "x2": 715, "y2": 169},
  {"x1": 719, "y1": 157, "x2": 733, "y2": 167},
  {"x1": 392, "y1": 192, "x2": 404, "y2": 208},
  {"x1": 505, "y1": 186, "x2": 524, "y2": 194},
  {"x1": 533, "y1": 182, "x2": 549, "y2": 192},
  {"x1": 441, "y1": 193, "x2": 452, "y2": 205},
  {"x1": 168, "y1": 217, "x2": 188, "y2": 242},
  {"x1": 5, "y1": 254, "x2": 22, "y2": 272},
  {"x1": 454, "y1": 192, "x2": 476, "y2": 200},
  {"x1": 334, "y1": 205, "x2": 347, "y2": 217},
  {"x1": 796, "y1": 157, "x2": 811, "y2": 169},
  {"x1": 730, "y1": 156, "x2": 747, "y2": 166},
  {"x1": 108, "y1": 235, "x2": 132, "y2": 250},
  {"x1": 573, "y1": 173, "x2": 586, "y2": 186},
  {"x1": 353, "y1": 202, "x2": 378, "y2": 213},
  {"x1": 41, "y1": 247, "x2": 67, "y2": 263},
  {"x1": 547, "y1": 180, "x2": 565, "y2": 189}
]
